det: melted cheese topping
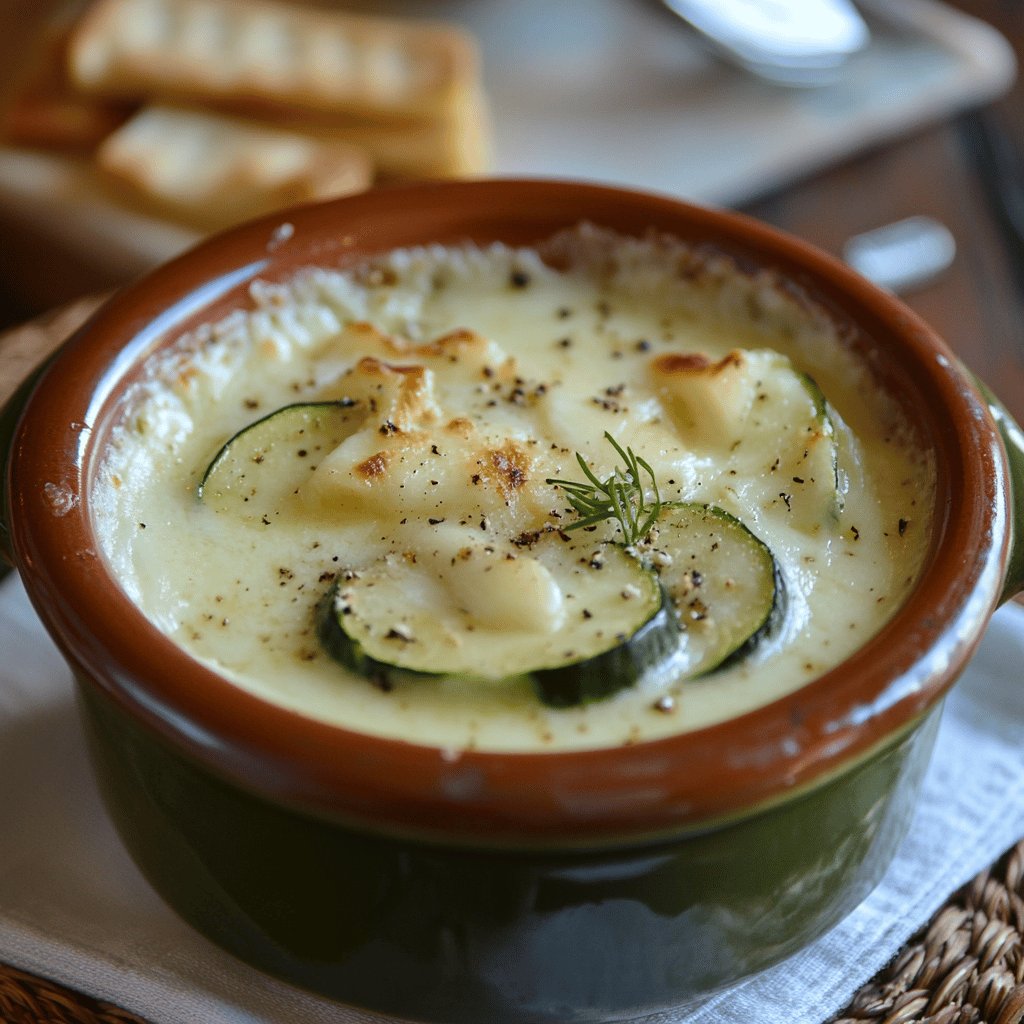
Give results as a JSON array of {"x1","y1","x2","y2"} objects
[{"x1": 93, "y1": 226, "x2": 934, "y2": 751}]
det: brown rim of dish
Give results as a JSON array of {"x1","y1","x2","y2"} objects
[{"x1": 7, "y1": 179, "x2": 1009, "y2": 846}]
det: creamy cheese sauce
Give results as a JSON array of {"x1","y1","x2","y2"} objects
[{"x1": 93, "y1": 226, "x2": 934, "y2": 751}]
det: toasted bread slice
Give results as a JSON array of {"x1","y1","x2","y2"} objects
[
  {"x1": 96, "y1": 104, "x2": 373, "y2": 230},
  {"x1": 68, "y1": 0, "x2": 481, "y2": 122},
  {"x1": 282, "y1": 83, "x2": 492, "y2": 179}
]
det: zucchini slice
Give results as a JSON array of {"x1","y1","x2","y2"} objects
[
  {"x1": 796, "y1": 371, "x2": 842, "y2": 518},
  {"x1": 757, "y1": 363, "x2": 840, "y2": 529},
  {"x1": 316, "y1": 533, "x2": 679, "y2": 707},
  {"x1": 652, "y1": 503, "x2": 782, "y2": 676},
  {"x1": 652, "y1": 348, "x2": 841, "y2": 528},
  {"x1": 531, "y1": 587, "x2": 678, "y2": 708},
  {"x1": 198, "y1": 401, "x2": 362, "y2": 521}
]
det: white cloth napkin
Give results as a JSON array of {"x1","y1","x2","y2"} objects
[{"x1": 2, "y1": 570, "x2": 1023, "y2": 1024}]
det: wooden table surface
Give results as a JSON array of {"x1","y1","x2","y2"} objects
[{"x1": 746, "y1": 0, "x2": 1024, "y2": 427}]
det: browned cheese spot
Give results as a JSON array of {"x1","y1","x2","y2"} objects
[
  {"x1": 349, "y1": 357, "x2": 438, "y2": 432},
  {"x1": 355, "y1": 451, "x2": 391, "y2": 480},
  {"x1": 414, "y1": 327, "x2": 483, "y2": 358},
  {"x1": 651, "y1": 350, "x2": 745, "y2": 377},
  {"x1": 486, "y1": 441, "x2": 530, "y2": 501},
  {"x1": 446, "y1": 417, "x2": 474, "y2": 438},
  {"x1": 346, "y1": 321, "x2": 392, "y2": 347}
]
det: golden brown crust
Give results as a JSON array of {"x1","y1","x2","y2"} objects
[
  {"x1": 95, "y1": 104, "x2": 373, "y2": 230},
  {"x1": 67, "y1": 0, "x2": 481, "y2": 122},
  {"x1": 651, "y1": 350, "x2": 744, "y2": 376}
]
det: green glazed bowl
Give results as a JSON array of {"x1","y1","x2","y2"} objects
[{"x1": 2, "y1": 180, "x2": 1022, "y2": 1023}]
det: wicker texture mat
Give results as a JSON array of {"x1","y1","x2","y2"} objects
[
  {"x1": 0, "y1": 961, "x2": 146, "y2": 1024},
  {"x1": 2, "y1": 839, "x2": 1023, "y2": 1024},
  {"x1": 831, "y1": 838, "x2": 1024, "y2": 1024}
]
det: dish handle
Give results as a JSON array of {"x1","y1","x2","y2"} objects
[
  {"x1": 976, "y1": 378, "x2": 1024, "y2": 604},
  {"x1": 0, "y1": 297, "x2": 106, "y2": 569}
]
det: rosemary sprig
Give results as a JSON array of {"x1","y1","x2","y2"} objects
[{"x1": 546, "y1": 432, "x2": 662, "y2": 546}]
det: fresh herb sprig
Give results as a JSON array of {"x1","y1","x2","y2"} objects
[{"x1": 546, "y1": 432, "x2": 662, "y2": 546}]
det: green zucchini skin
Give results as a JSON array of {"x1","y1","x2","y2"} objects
[
  {"x1": 652, "y1": 502, "x2": 783, "y2": 678},
  {"x1": 753, "y1": 360, "x2": 840, "y2": 529},
  {"x1": 315, "y1": 550, "x2": 680, "y2": 707},
  {"x1": 796, "y1": 371, "x2": 842, "y2": 518},
  {"x1": 197, "y1": 400, "x2": 361, "y2": 519},
  {"x1": 316, "y1": 503, "x2": 785, "y2": 707},
  {"x1": 529, "y1": 586, "x2": 678, "y2": 707},
  {"x1": 315, "y1": 586, "x2": 424, "y2": 692},
  {"x1": 711, "y1": 561, "x2": 785, "y2": 674}
]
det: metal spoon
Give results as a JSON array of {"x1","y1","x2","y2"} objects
[{"x1": 660, "y1": 0, "x2": 871, "y2": 86}]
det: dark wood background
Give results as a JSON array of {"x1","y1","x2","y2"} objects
[{"x1": 747, "y1": 1, "x2": 1024, "y2": 422}]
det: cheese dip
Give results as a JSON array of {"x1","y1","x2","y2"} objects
[{"x1": 93, "y1": 225, "x2": 934, "y2": 752}]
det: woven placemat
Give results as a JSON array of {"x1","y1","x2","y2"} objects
[
  {"x1": 2, "y1": 838, "x2": 1023, "y2": 1024},
  {"x1": 0, "y1": 961, "x2": 147, "y2": 1024},
  {"x1": 829, "y1": 838, "x2": 1024, "y2": 1024}
]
